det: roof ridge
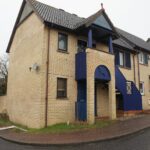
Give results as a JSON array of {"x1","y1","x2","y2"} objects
[{"x1": 29, "y1": 0, "x2": 84, "y2": 19}]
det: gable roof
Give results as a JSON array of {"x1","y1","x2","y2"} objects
[
  {"x1": 6, "y1": 0, "x2": 117, "y2": 53},
  {"x1": 116, "y1": 28, "x2": 150, "y2": 52},
  {"x1": 28, "y1": 0, "x2": 84, "y2": 30}
]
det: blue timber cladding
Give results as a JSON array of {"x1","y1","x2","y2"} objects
[
  {"x1": 93, "y1": 15, "x2": 112, "y2": 30},
  {"x1": 115, "y1": 66, "x2": 142, "y2": 111},
  {"x1": 75, "y1": 52, "x2": 87, "y2": 121},
  {"x1": 75, "y1": 52, "x2": 86, "y2": 80},
  {"x1": 109, "y1": 36, "x2": 113, "y2": 53},
  {"x1": 95, "y1": 65, "x2": 111, "y2": 81},
  {"x1": 88, "y1": 29, "x2": 93, "y2": 48},
  {"x1": 76, "y1": 81, "x2": 87, "y2": 121}
]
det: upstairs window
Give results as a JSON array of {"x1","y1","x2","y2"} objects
[
  {"x1": 77, "y1": 40, "x2": 87, "y2": 52},
  {"x1": 77, "y1": 40, "x2": 96, "y2": 52},
  {"x1": 119, "y1": 52, "x2": 124, "y2": 66},
  {"x1": 115, "y1": 50, "x2": 131, "y2": 68},
  {"x1": 138, "y1": 52, "x2": 148, "y2": 65},
  {"x1": 58, "y1": 33, "x2": 68, "y2": 51},
  {"x1": 57, "y1": 78, "x2": 67, "y2": 98}
]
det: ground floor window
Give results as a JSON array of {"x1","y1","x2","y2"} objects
[
  {"x1": 139, "y1": 82, "x2": 144, "y2": 95},
  {"x1": 126, "y1": 81, "x2": 132, "y2": 95},
  {"x1": 57, "y1": 78, "x2": 67, "y2": 98}
]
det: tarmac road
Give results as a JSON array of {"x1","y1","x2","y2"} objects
[{"x1": 0, "y1": 128, "x2": 150, "y2": 150}]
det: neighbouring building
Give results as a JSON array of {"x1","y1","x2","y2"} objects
[{"x1": 0, "y1": 0, "x2": 149, "y2": 128}]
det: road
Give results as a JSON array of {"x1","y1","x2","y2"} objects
[{"x1": 0, "y1": 128, "x2": 150, "y2": 150}]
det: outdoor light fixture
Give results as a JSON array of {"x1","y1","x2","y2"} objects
[{"x1": 29, "y1": 63, "x2": 39, "y2": 72}]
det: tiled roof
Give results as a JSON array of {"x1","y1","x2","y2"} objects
[
  {"x1": 28, "y1": 0, "x2": 116, "y2": 31},
  {"x1": 6, "y1": 0, "x2": 150, "y2": 53},
  {"x1": 113, "y1": 38, "x2": 133, "y2": 50},
  {"x1": 116, "y1": 28, "x2": 150, "y2": 52},
  {"x1": 28, "y1": 0, "x2": 84, "y2": 30}
]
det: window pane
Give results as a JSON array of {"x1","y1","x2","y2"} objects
[
  {"x1": 139, "y1": 52, "x2": 143, "y2": 64},
  {"x1": 125, "y1": 52, "x2": 131, "y2": 68},
  {"x1": 57, "y1": 78, "x2": 67, "y2": 98},
  {"x1": 126, "y1": 81, "x2": 132, "y2": 94},
  {"x1": 119, "y1": 52, "x2": 124, "y2": 66},
  {"x1": 143, "y1": 53, "x2": 148, "y2": 65},
  {"x1": 140, "y1": 82, "x2": 144, "y2": 95},
  {"x1": 114, "y1": 50, "x2": 119, "y2": 65},
  {"x1": 77, "y1": 40, "x2": 87, "y2": 52},
  {"x1": 58, "y1": 34, "x2": 67, "y2": 50}
]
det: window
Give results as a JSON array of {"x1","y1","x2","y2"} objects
[
  {"x1": 119, "y1": 52, "x2": 124, "y2": 66},
  {"x1": 58, "y1": 33, "x2": 68, "y2": 51},
  {"x1": 139, "y1": 82, "x2": 144, "y2": 95},
  {"x1": 138, "y1": 52, "x2": 148, "y2": 65},
  {"x1": 115, "y1": 49, "x2": 131, "y2": 68},
  {"x1": 57, "y1": 78, "x2": 67, "y2": 98},
  {"x1": 77, "y1": 40, "x2": 87, "y2": 52},
  {"x1": 126, "y1": 81, "x2": 132, "y2": 95},
  {"x1": 77, "y1": 40, "x2": 96, "y2": 52}
]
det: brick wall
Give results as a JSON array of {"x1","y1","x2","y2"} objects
[
  {"x1": 0, "y1": 96, "x2": 7, "y2": 114},
  {"x1": 6, "y1": 13, "x2": 45, "y2": 128}
]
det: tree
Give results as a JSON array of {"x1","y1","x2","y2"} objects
[{"x1": 0, "y1": 55, "x2": 9, "y2": 95}]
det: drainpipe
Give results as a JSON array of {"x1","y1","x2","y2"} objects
[
  {"x1": 137, "y1": 51, "x2": 140, "y2": 88},
  {"x1": 133, "y1": 53, "x2": 136, "y2": 85},
  {"x1": 45, "y1": 28, "x2": 50, "y2": 128}
]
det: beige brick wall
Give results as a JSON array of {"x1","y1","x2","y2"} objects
[
  {"x1": 86, "y1": 48, "x2": 116, "y2": 123},
  {"x1": 6, "y1": 13, "x2": 45, "y2": 128},
  {"x1": 45, "y1": 29, "x2": 111, "y2": 125},
  {"x1": 96, "y1": 84, "x2": 109, "y2": 117},
  {"x1": 6, "y1": 11, "x2": 149, "y2": 128},
  {"x1": 46, "y1": 29, "x2": 77, "y2": 125},
  {"x1": 119, "y1": 53, "x2": 135, "y2": 82},
  {"x1": 0, "y1": 96, "x2": 7, "y2": 113},
  {"x1": 139, "y1": 59, "x2": 150, "y2": 110}
]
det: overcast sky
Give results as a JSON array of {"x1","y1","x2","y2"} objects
[{"x1": 0, "y1": 0, "x2": 150, "y2": 56}]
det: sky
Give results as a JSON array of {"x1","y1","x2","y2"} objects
[{"x1": 0, "y1": 0, "x2": 150, "y2": 56}]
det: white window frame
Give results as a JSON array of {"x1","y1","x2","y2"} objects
[{"x1": 140, "y1": 82, "x2": 145, "y2": 95}]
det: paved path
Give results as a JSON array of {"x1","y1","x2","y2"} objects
[
  {"x1": 0, "y1": 114, "x2": 150, "y2": 145},
  {"x1": 0, "y1": 128, "x2": 150, "y2": 150}
]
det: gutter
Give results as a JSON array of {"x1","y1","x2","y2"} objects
[{"x1": 45, "y1": 28, "x2": 50, "y2": 127}]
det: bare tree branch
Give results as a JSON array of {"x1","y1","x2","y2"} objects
[{"x1": 0, "y1": 54, "x2": 9, "y2": 95}]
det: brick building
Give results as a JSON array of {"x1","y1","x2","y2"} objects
[{"x1": 0, "y1": 0, "x2": 149, "y2": 128}]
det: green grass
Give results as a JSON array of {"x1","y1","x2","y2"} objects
[
  {"x1": 0, "y1": 117, "x2": 12, "y2": 127},
  {"x1": 28, "y1": 120, "x2": 116, "y2": 134},
  {"x1": 0, "y1": 116, "x2": 117, "y2": 134}
]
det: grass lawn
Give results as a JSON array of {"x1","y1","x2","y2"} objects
[
  {"x1": 28, "y1": 120, "x2": 117, "y2": 134},
  {"x1": 0, "y1": 116, "x2": 117, "y2": 134},
  {"x1": 0, "y1": 117, "x2": 12, "y2": 127}
]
